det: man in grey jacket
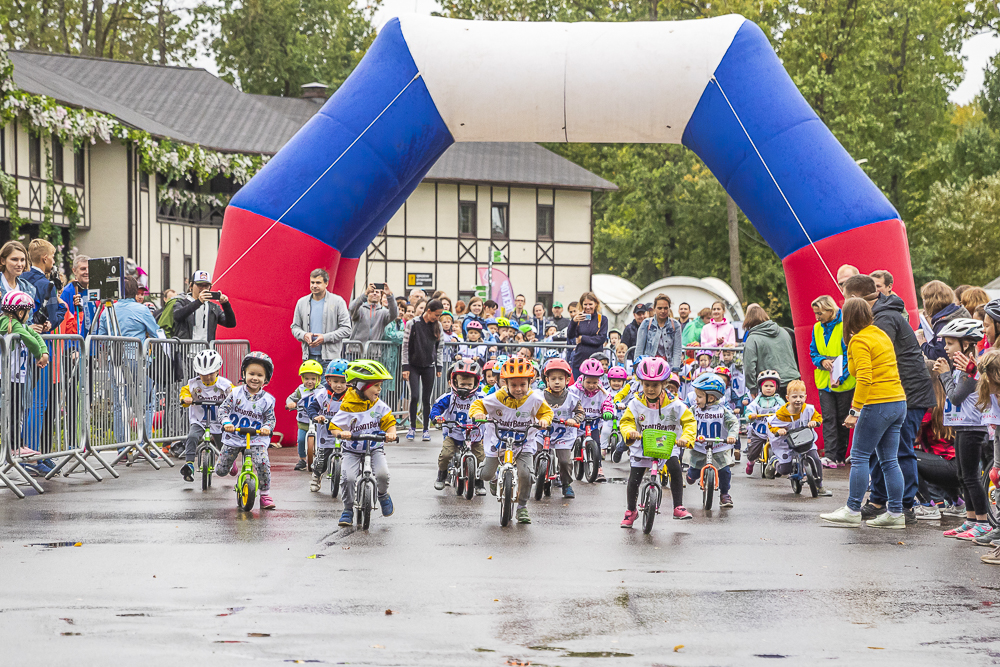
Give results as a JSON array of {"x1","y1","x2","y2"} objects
[
  {"x1": 290, "y1": 269, "x2": 352, "y2": 363},
  {"x1": 350, "y1": 282, "x2": 398, "y2": 344}
]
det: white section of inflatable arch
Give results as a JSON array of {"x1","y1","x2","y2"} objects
[{"x1": 397, "y1": 14, "x2": 746, "y2": 143}]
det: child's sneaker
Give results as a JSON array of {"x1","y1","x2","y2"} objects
[
  {"x1": 982, "y1": 545, "x2": 1000, "y2": 565},
  {"x1": 620, "y1": 510, "x2": 638, "y2": 527},
  {"x1": 294, "y1": 459, "x2": 307, "y2": 471},
  {"x1": 956, "y1": 523, "x2": 992, "y2": 542},
  {"x1": 563, "y1": 484, "x2": 575, "y2": 498},
  {"x1": 230, "y1": 461, "x2": 239, "y2": 476},
  {"x1": 422, "y1": 430, "x2": 431, "y2": 442},
  {"x1": 516, "y1": 507, "x2": 531, "y2": 524},
  {"x1": 866, "y1": 512, "x2": 904, "y2": 529},
  {"x1": 816, "y1": 486, "x2": 833, "y2": 497},
  {"x1": 673, "y1": 506, "x2": 693, "y2": 520},
  {"x1": 475, "y1": 480, "x2": 486, "y2": 496},
  {"x1": 745, "y1": 459, "x2": 755, "y2": 476},
  {"x1": 764, "y1": 458, "x2": 777, "y2": 479},
  {"x1": 974, "y1": 527, "x2": 1000, "y2": 546},
  {"x1": 733, "y1": 449, "x2": 741, "y2": 462},
  {"x1": 943, "y1": 521, "x2": 974, "y2": 538},
  {"x1": 379, "y1": 493, "x2": 394, "y2": 516},
  {"x1": 406, "y1": 428, "x2": 415, "y2": 441},
  {"x1": 720, "y1": 494, "x2": 734, "y2": 508},
  {"x1": 310, "y1": 473, "x2": 321, "y2": 492},
  {"x1": 339, "y1": 510, "x2": 353, "y2": 526},
  {"x1": 259, "y1": 494, "x2": 276, "y2": 510},
  {"x1": 596, "y1": 467, "x2": 606, "y2": 483},
  {"x1": 180, "y1": 462, "x2": 194, "y2": 482},
  {"x1": 915, "y1": 504, "x2": 942, "y2": 520},
  {"x1": 434, "y1": 470, "x2": 447, "y2": 490}
]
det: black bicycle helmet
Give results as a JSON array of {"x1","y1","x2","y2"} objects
[
  {"x1": 985, "y1": 299, "x2": 1000, "y2": 325},
  {"x1": 241, "y1": 351, "x2": 274, "y2": 382}
]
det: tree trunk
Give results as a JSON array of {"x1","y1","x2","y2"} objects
[
  {"x1": 158, "y1": 0, "x2": 166, "y2": 64},
  {"x1": 727, "y1": 194, "x2": 744, "y2": 303},
  {"x1": 93, "y1": 0, "x2": 104, "y2": 56}
]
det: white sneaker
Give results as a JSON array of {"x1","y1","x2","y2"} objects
[
  {"x1": 820, "y1": 506, "x2": 862, "y2": 527},
  {"x1": 914, "y1": 504, "x2": 942, "y2": 520},
  {"x1": 867, "y1": 512, "x2": 905, "y2": 530},
  {"x1": 309, "y1": 472, "x2": 321, "y2": 492}
]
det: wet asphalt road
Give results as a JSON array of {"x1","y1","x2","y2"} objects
[{"x1": 1, "y1": 434, "x2": 999, "y2": 667}]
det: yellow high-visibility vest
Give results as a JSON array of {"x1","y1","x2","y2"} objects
[{"x1": 813, "y1": 321, "x2": 856, "y2": 392}]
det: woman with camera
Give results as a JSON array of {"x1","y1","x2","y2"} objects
[{"x1": 567, "y1": 291, "x2": 609, "y2": 379}]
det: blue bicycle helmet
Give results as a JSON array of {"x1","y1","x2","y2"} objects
[
  {"x1": 325, "y1": 358, "x2": 350, "y2": 377},
  {"x1": 485, "y1": 317, "x2": 498, "y2": 326},
  {"x1": 692, "y1": 373, "x2": 725, "y2": 401}
]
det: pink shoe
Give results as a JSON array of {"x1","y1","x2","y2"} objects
[
  {"x1": 673, "y1": 506, "x2": 693, "y2": 520},
  {"x1": 943, "y1": 521, "x2": 973, "y2": 538},
  {"x1": 230, "y1": 461, "x2": 239, "y2": 476},
  {"x1": 745, "y1": 460, "x2": 755, "y2": 476},
  {"x1": 955, "y1": 523, "x2": 991, "y2": 542},
  {"x1": 259, "y1": 494, "x2": 276, "y2": 510},
  {"x1": 620, "y1": 510, "x2": 638, "y2": 528}
]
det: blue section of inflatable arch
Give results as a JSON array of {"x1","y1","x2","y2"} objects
[
  {"x1": 228, "y1": 17, "x2": 454, "y2": 256},
  {"x1": 681, "y1": 20, "x2": 899, "y2": 259}
]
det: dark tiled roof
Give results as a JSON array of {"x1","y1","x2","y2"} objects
[
  {"x1": 426, "y1": 142, "x2": 617, "y2": 191},
  {"x1": 8, "y1": 50, "x2": 315, "y2": 153}
]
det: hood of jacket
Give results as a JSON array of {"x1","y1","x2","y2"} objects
[
  {"x1": 871, "y1": 293, "x2": 906, "y2": 317},
  {"x1": 931, "y1": 302, "x2": 967, "y2": 325},
  {"x1": 749, "y1": 320, "x2": 781, "y2": 338}
]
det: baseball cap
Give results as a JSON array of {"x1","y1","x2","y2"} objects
[
  {"x1": 191, "y1": 270, "x2": 212, "y2": 285},
  {"x1": 633, "y1": 303, "x2": 647, "y2": 314},
  {"x1": 552, "y1": 301, "x2": 563, "y2": 308}
]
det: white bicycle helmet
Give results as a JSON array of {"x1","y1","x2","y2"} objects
[
  {"x1": 193, "y1": 349, "x2": 224, "y2": 375},
  {"x1": 937, "y1": 317, "x2": 984, "y2": 342}
]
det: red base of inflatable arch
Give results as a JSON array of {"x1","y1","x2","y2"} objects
[
  {"x1": 213, "y1": 207, "x2": 356, "y2": 444},
  {"x1": 781, "y1": 218, "x2": 916, "y2": 453}
]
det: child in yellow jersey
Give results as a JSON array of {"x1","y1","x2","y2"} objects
[
  {"x1": 330, "y1": 360, "x2": 399, "y2": 526},
  {"x1": 470, "y1": 357, "x2": 553, "y2": 524},
  {"x1": 614, "y1": 357, "x2": 697, "y2": 526},
  {"x1": 765, "y1": 380, "x2": 832, "y2": 496}
]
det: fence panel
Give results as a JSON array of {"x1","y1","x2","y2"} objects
[
  {"x1": 0, "y1": 334, "x2": 34, "y2": 497},
  {"x1": 144, "y1": 339, "x2": 210, "y2": 465},
  {"x1": 363, "y1": 340, "x2": 409, "y2": 420},
  {"x1": 211, "y1": 339, "x2": 251, "y2": 384},
  {"x1": 341, "y1": 340, "x2": 365, "y2": 362}
]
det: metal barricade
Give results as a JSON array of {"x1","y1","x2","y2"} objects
[
  {"x1": 8, "y1": 334, "x2": 105, "y2": 484},
  {"x1": 75, "y1": 335, "x2": 159, "y2": 472},
  {"x1": 211, "y1": 339, "x2": 250, "y2": 383},
  {"x1": 362, "y1": 340, "x2": 409, "y2": 420},
  {"x1": 0, "y1": 334, "x2": 38, "y2": 497},
  {"x1": 143, "y1": 338, "x2": 210, "y2": 466},
  {"x1": 341, "y1": 340, "x2": 364, "y2": 361},
  {"x1": 436, "y1": 339, "x2": 579, "y2": 398}
]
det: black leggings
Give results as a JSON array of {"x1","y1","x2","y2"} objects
[
  {"x1": 954, "y1": 430, "x2": 989, "y2": 516},
  {"x1": 914, "y1": 450, "x2": 961, "y2": 502},
  {"x1": 627, "y1": 460, "x2": 683, "y2": 512},
  {"x1": 408, "y1": 366, "x2": 436, "y2": 429}
]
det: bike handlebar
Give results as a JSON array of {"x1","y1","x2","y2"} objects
[
  {"x1": 190, "y1": 399, "x2": 222, "y2": 406},
  {"x1": 437, "y1": 420, "x2": 480, "y2": 431},
  {"x1": 237, "y1": 427, "x2": 262, "y2": 436},
  {"x1": 348, "y1": 433, "x2": 391, "y2": 442},
  {"x1": 696, "y1": 436, "x2": 729, "y2": 443}
]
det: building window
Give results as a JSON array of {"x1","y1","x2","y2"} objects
[
  {"x1": 162, "y1": 254, "x2": 171, "y2": 293},
  {"x1": 1, "y1": 127, "x2": 6, "y2": 172},
  {"x1": 459, "y1": 201, "x2": 476, "y2": 237},
  {"x1": 140, "y1": 170, "x2": 149, "y2": 191},
  {"x1": 491, "y1": 203, "x2": 508, "y2": 239},
  {"x1": 51, "y1": 137, "x2": 64, "y2": 182},
  {"x1": 75, "y1": 149, "x2": 85, "y2": 186},
  {"x1": 29, "y1": 134, "x2": 41, "y2": 178},
  {"x1": 183, "y1": 256, "x2": 192, "y2": 289},
  {"x1": 537, "y1": 292, "x2": 553, "y2": 313},
  {"x1": 458, "y1": 291, "x2": 475, "y2": 306},
  {"x1": 537, "y1": 204, "x2": 554, "y2": 240}
]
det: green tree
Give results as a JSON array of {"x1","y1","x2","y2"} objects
[{"x1": 202, "y1": 0, "x2": 377, "y2": 97}]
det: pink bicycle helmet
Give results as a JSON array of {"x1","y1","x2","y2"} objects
[
  {"x1": 579, "y1": 359, "x2": 605, "y2": 377},
  {"x1": 607, "y1": 366, "x2": 628, "y2": 380},
  {"x1": 1, "y1": 290, "x2": 35, "y2": 314},
  {"x1": 666, "y1": 372, "x2": 680, "y2": 386},
  {"x1": 467, "y1": 320, "x2": 483, "y2": 330},
  {"x1": 636, "y1": 357, "x2": 670, "y2": 382}
]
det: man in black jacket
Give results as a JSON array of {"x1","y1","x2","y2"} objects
[
  {"x1": 620, "y1": 303, "x2": 647, "y2": 356},
  {"x1": 843, "y1": 274, "x2": 934, "y2": 522},
  {"x1": 173, "y1": 270, "x2": 237, "y2": 342}
]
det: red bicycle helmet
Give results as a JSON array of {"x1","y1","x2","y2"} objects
[
  {"x1": 542, "y1": 358, "x2": 573, "y2": 378},
  {"x1": 450, "y1": 359, "x2": 483, "y2": 397},
  {"x1": 579, "y1": 359, "x2": 605, "y2": 377},
  {"x1": 714, "y1": 366, "x2": 732, "y2": 384}
]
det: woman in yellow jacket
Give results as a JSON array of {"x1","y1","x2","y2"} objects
[{"x1": 821, "y1": 298, "x2": 908, "y2": 530}]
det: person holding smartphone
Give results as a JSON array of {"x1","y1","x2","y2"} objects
[
  {"x1": 172, "y1": 270, "x2": 237, "y2": 342},
  {"x1": 567, "y1": 291, "x2": 609, "y2": 379},
  {"x1": 349, "y1": 281, "x2": 397, "y2": 345}
]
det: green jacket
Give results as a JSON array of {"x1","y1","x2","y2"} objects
[
  {"x1": 0, "y1": 314, "x2": 47, "y2": 359},
  {"x1": 682, "y1": 318, "x2": 705, "y2": 346}
]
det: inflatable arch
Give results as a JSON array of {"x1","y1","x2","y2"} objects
[{"x1": 214, "y1": 14, "x2": 917, "y2": 436}]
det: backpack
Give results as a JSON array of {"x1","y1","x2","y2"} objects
[{"x1": 157, "y1": 297, "x2": 182, "y2": 338}]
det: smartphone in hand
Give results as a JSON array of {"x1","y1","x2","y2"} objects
[{"x1": 374, "y1": 283, "x2": 386, "y2": 291}]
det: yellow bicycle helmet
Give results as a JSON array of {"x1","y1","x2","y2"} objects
[
  {"x1": 496, "y1": 317, "x2": 511, "y2": 328},
  {"x1": 346, "y1": 359, "x2": 393, "y2": 384},
  {"x1": 299, "y1": 360, "x2": 324, "y2": 376}
]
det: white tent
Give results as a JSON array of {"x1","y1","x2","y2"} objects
[
  {"x1": 634, "y1": 276, "x2": 744, "y2": 325},
  {"x1": 593, "y1": 274, "x2": 643, "y2": 332}
]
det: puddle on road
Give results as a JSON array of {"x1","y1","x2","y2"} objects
[
  {"x1": 473, "y1": 648, "x2": 495, "y2": 652},
  {"x1": 117, "y1": 613, "x2": 147, "y2": 617},
  {"x1": 563, "y1": 651, "x2": 634, "y2": 658},
  {"x1": 755, "y1": 655, "x2": 788, "y2": 659},
  {"x1": 27, "y1": 542, "x2": 82, "y2": 549}
]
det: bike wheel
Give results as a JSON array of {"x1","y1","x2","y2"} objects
[
  {"x1": 585, "y1": 439, "x2": 601, "y2": 483},
  {"x1": 306, "y1": 433, "x2": 315, "y2": 470},
  {"x1": 238, "y1": 474, "x2": 257, "y2": 512},
  {"x1": 983, "y1": 460, "x2": 998, "y2": 528},
  {"x1": 573, "y1": 441, "x2": 584, "y2": 481},
  {"x1": 805, "y1": 456, "x2": 819, "y2": 498},
  {"x1": 359, "y1": 481, "x2": 373, "y2": 530},
  {"x1": 330, "y1": 456, "x2": 341, "y2": 498},
  {"x1": 702, "y1": 467, "x2": 716, "y2": 510},
  {"x1": 500, "y1": 469, "x2": 514, "y2": 527},
  {"x1": 534, "y1": 457, "x2": 547, "y2": 501},
  {"x1": 642, "y1": 484, "x2": 658, "y2": 534},
  {"x1": 463, "y1": 456, "x2": 476, "y2": 500},
  {"x1": 455, "y1": 466, "x2": 466, "y2": 497},
  {"x1": 608, "y1": 431, "x2": 620, "y2": 456},
  {"x1": 201, "y1": 448, "x2": 213, "y2": 490},
  {"x1": 791, "y1": 462, "x2": 803, "y2": 495}
]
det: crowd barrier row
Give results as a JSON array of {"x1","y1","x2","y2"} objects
[{"x1": 0, "y1": 334, "x2": 250, "y2": 499}]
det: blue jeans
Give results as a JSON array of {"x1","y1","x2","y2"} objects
[
  {"x1": 868, "y1": 407, "x2": 923, "y2": 509},
  {"x1": 847, "y1": 400, "x2": 906, "y2": 514}
]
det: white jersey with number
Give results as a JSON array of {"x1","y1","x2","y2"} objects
[
  {"x1": 332, "y1": 394, "x2": 395, "y2": 453},
  {"x1": 943, "y1": 370, "x2": 982, "y2": 428},
  {"x1": 767, "y1": 403, "x2": 819, "y2": 463},
  {"x1": 982, "y1": 395, "x2": 1000, "y2": 426},
  {"x1": 540, "y1": 390, "x2": 581, "y2": 450},
  {"x1": 314, "y1": 388, "x2": 347, "y2": 448},
  {"x1": 221, "y1": 386, "x2": 276, "y2": 449},
  {"x1": 481, "y1": 390, "x2": 545, "y2": 457},
  {"x1": 625, "y1": 395, "x2": 689, "y2": 466},
  {"x1": 691, "y1": 404, "x2": 732, "y2": 453},
  {"x1": 572, "y1": 385, "x2": 608, "y2": 421},
  {"x1": 186, "y1": 376, "x2": 234, "y2": 433}
]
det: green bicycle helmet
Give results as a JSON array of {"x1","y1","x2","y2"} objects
[{"x1": 346, "y1": 359, "x2": 393, "y2": 384}]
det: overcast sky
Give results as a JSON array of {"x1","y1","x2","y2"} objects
[{"x1": 193, "y1": 1, "x2": 997, "y2": 106}]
